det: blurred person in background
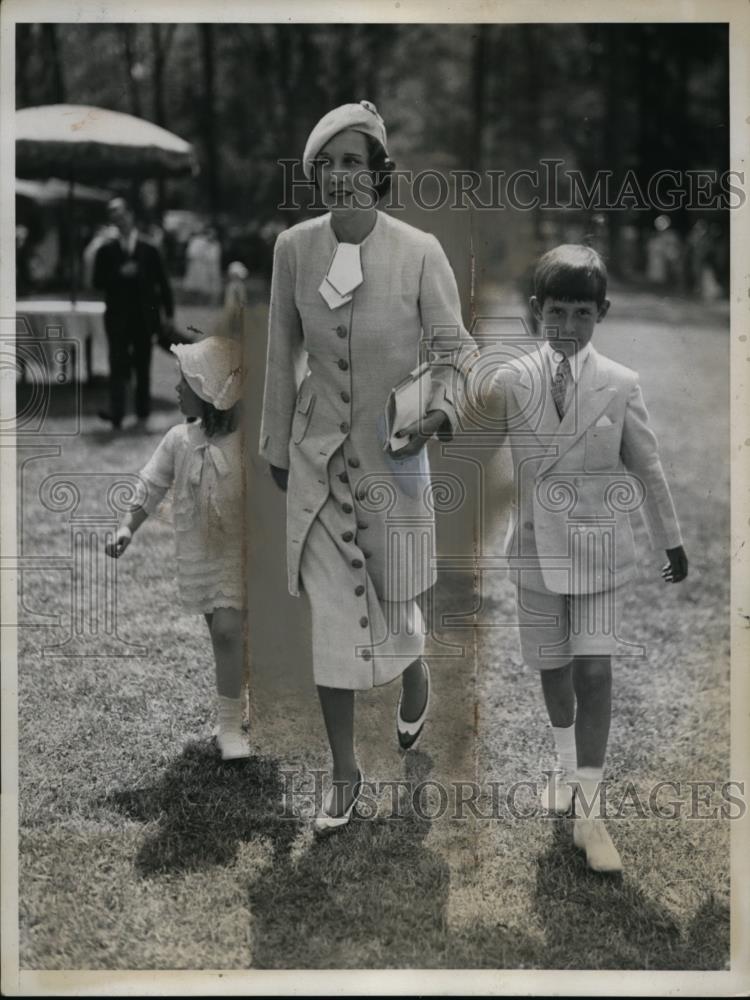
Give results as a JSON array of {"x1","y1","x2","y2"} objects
[
  {"x1": 687, "y1": 219, "x2": 722, "y2": 302},
  {"x1": 217, "y1": 260, "x2": 250, "y2": 340},
  {"x1": 646, "y1": 215, "x2": 684, "y2": 289},
  {"x1": 93, "y1": 196, "x2": 175, "y2": 431},
  {"x1": 83, "y1": 222, "x2": 119, "y2": 290},
  {"x1": 183, "y1": 225, "x2": 223, "y2": 304},
  {"x1": 225, "y1": 259, "x2": 248, "y2": 311}
]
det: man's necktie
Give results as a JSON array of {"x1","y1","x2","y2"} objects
[{"x1": 551, "y1": 354, "x2": 571, "y2": 419}]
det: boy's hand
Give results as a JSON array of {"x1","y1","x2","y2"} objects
[
  {"x1": 662, "y1": 545, "x2": 688, "y2": 583},
  {"x1": 105, "y1": 527, "x2": 132, "y2": 559},
  {"x1": 392, "y1": 410, "x2": 446, "y2": 458}
]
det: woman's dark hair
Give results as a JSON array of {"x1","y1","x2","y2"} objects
[
  {"x1": 200, "y1": 399, "x2": 241, "y2": 438},
  {"x1": 363, "y1": 134, "x2": 395, "y2": 200},
  {"x1": 533, "y1": 244, "x2": 608, "y2": 306}
]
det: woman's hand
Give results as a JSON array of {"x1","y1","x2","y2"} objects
[
  {"x1": 391, "y1": 410, "x2": 447, "y2": 458},
  {"x1": 270, "y1": 464, "x2": 289, "y2": 492},
  {"x1": 105, "y1": 526, "x2": 132, "y2": 559}
]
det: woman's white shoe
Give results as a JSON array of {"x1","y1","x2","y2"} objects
[
  {"x1": 313, "y1": 770, "x2": 364, "y2": 836},
  {"x1": 396, "y1": 661, "x2": 431, "y2": 751}
]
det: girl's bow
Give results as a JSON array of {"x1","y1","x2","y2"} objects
[{"x1": 188, "y1": 440, "x2": 231, "y2": 522}]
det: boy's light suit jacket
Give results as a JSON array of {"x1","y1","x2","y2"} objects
[{"x1": 486, "y1": 345, "x2": 682, "y2": 594}]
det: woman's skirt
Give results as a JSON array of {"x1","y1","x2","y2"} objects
[{"x1": 299, "y1": 445, "x2": 426, "y2": 689}]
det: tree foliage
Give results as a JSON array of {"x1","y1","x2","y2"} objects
[{"x1": 16, "y1": 22, "x2": 729, "y2": 277}]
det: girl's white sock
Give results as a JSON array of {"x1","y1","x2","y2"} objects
[
  {"x1": 217, "y1": 694, "x2": 243, "y2": 736},
  {"x1": 550, "y1": 723, "x2": 577, "y2": 775},
  {"x1": 574, "y1": 765, "x2": 605, "y2": 820}
]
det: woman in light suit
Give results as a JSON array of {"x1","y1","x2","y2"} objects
[{"x1": 259, "y1": 102, "x2": 477, "y2": 832}]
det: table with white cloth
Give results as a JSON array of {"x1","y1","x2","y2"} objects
[{"x1": 15, "y1": 299, "x2": 106, "y2": 384}]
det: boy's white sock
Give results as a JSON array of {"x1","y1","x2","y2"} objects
[
  {"x1": 550, "y1": 723, "x2": 577, "y2": 775},
  {"x1": 217, "y1": 694, "x2": 243, "y2": 736},
  {"x1": 574, "y1": 765, "x2": 605, "y2": 820}
]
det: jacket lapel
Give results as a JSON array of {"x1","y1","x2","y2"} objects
[
  {"x1": 508, "y1": 347, "x2": 559, "y2": 445},
  {"x1": 536, "y1": 347, "x2": 616, "y2": 477}
]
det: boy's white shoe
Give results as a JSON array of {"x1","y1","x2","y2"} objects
[
  {"x1": 217, "y1": 728, "x2": 250, "y2": 761},
  {"x1": 540, "y1": 770, "x2": 574, "y2": 814},
  {"x1": 573, "y1": 818, "x2": 623, "y2": 873}
]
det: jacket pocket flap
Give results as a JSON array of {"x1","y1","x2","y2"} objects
[{"x1": 296, "y1": 390, "x2": 313, "y2": 414}]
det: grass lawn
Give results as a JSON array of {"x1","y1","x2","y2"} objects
[{"x1": 13, "y1": 290, "x2": 730, "y2": 971}]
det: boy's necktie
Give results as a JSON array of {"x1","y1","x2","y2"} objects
[{"x1": 551, "y1": 355, "x2": 571, "y2": 419}]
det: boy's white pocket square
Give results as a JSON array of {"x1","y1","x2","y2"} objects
[{"x1": 595, "y1": 414, "x2": 613, "y2": 427}]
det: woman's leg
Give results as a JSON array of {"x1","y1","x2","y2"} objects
[{"x1": 317, "y1": 685, "x2": 358, "y2": 815}]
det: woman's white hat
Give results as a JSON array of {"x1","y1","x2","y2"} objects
[
  {"x1": 170, "y1": 336, "x2": 243, "y2": 411},
  {"x1": 302, "y1": 100, "x2": 388, "y2": 179}
]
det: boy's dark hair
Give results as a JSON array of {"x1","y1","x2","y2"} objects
[
  {"x1": 200, "y1": 399, "x2": 241, "y2": 438},
  {"x1": 534, "y1": 244, "x2": 608, "y2": 306}
]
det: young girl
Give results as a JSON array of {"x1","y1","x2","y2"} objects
[{"x1": 105, "y1": 336, "x2": 248, "y2": 760}]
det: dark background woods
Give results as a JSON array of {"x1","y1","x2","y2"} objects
[{"x1": 16, "y1": 22, "x2": 730, "y2": 290}]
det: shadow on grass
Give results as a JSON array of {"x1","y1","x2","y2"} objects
[
  {"x1": 105, "y1": 741, "x2": 300, "y2": 876},
  {"x1": 247, "y1": 809, "x2": 448, "y2": 966},
  {"x1": 246, "y1": 749, "x2": 453, "y2": 968},
  {"x1": 532, "y1": 821, "x2": 729, "y2": 969},
  {"x1": 245, "y1": 748, "x2": 550, "y2": 969}
]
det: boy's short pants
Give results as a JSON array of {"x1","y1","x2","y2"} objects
[{"x1": 514, "y1": 582, "x2": 628, "y2": 670}]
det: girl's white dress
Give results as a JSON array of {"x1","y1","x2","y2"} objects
[{"x1": 138, "y1": 420, "x2": 245, "y2": 614}]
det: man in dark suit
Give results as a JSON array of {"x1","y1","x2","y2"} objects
[{"x1": 94, "y1": 197, "x2": 175, "y2": 430}]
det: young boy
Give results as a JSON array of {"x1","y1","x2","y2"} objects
[{"x1": 485, "y1": 244, "x2": 688, "y2": 872}]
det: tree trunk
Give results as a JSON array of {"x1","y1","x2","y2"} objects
[
  {"x1": 119, "y1": 25, "x2": 142, "y2": 117},
  {"x1": 603, "y1": 29, "x2": 625, "y2": 271},
  {"x1": 199, "y1": 24, "x2": 219, "y2": 220},
  {"x1": 362, "y1": 25, "x2": 392, "y2": 104},
  {"x1": 470, "y1": 26, "x2": 487, "y2": 172},
  {"x1": 522, "y1": 25, "x2": 542, "y2": 244},
  {"x1": 43, "y1": 24, "x2": 66, "y2": 103},
  {"x1": 16, "y1": 24, "x2": 33, "y2": 106},
  {"x1": 332, "y1": 26, "x2": 357, "y2": 106},
  {"x1": 151, "y1": 24, "x2": 175, "y2": 215}
]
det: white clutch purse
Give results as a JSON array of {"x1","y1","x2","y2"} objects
[{"x1": 384, "y1": 362, "x2": 433, "y2": 453}]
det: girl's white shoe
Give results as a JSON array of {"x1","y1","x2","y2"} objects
[
  {"x1": 217, "y1": 729, "x2": 250, "y2": 761},
  {"x1": 215, "y1": 693, "x2": 249, "y2": 760},
  {"x1": 313, "y1": 771, "x2": 364, "y2": 836}
]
